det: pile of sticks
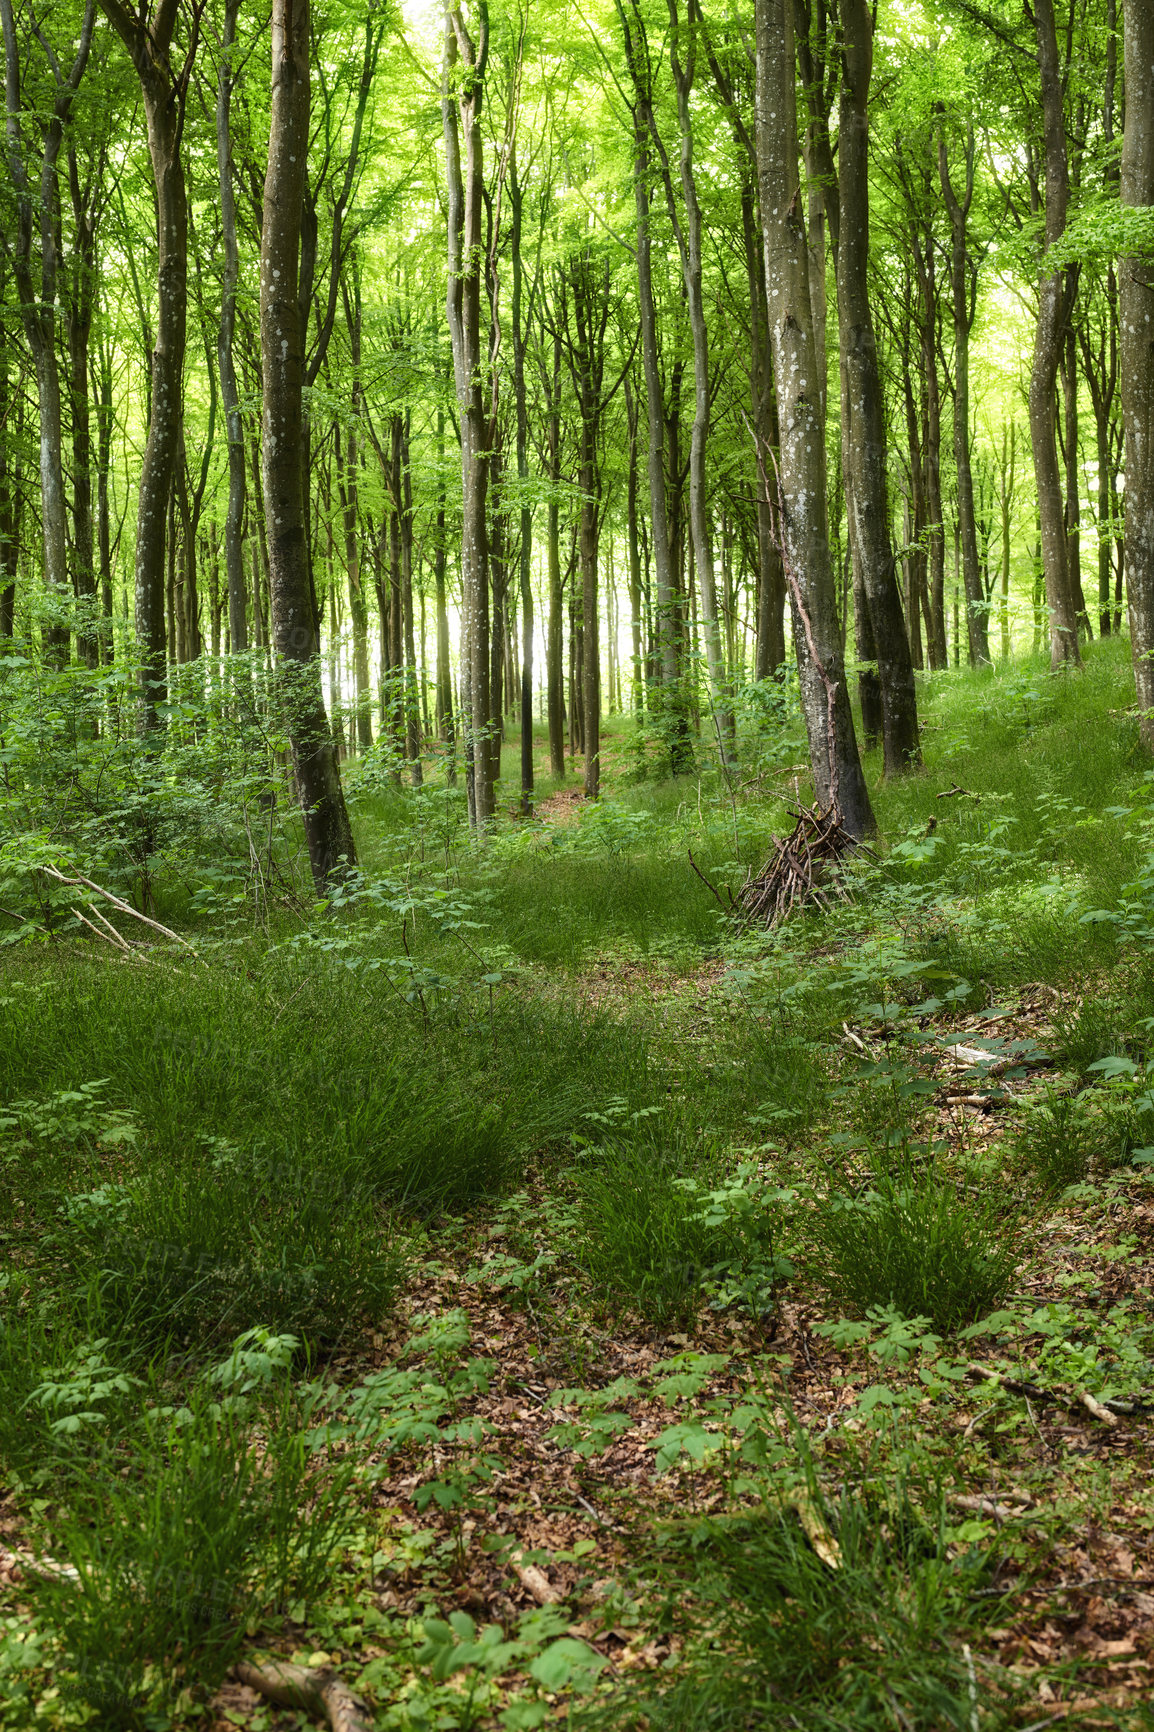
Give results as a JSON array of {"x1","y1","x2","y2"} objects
[{"x1": 734, "y1": 804, "x2": 867, "y2": 927}]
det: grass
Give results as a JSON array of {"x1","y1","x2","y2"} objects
[
  {"x1": 597, "y1": 1463, "x2": 1008, "y2": 1731},
  {"x1": 30, "y1": 1372, "x2": 352, "y2": 1728},
  {"x1": 1, "y1": 637, "x2": 1153, "y2": 1727},
  {"x1": 809, "y1": 1166, "x2": 1021, "y2": 1333}
]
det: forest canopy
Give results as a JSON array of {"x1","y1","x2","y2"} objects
[{"x1": 0, "y1": 0, "x2": 1150, "y2": 886}]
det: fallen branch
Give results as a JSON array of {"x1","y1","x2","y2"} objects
[
  {"x1": 512, "y1": 1552, "x2": 561, "y2": 1605},
  {"x1": 687, "y1": 850, "x2": 734, "y2": 912},
  {"x1": 233, "y1": 1660, "x2": 372, "y2": 1732},
  {"x1": 37, "y1": 866, "x2": 202, "y2": 960},
  {"x1": 965, "y1": 1363, "x2": 1149, "y2": 1421}
]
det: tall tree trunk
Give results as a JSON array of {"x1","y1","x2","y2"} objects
[
  {"x1": 939, "y1": 125, "x2": 991, "y2": 665},
  {"x1": 433, "y1": 401, "x2": 455, "y2": 776},
  {"x1": 1029, "y1": 0, "x2": 1080, "y2": 667},
  {"x1": 910, "y1": 220, "x2": 949, "y2": 669},
  {"x1": 2, "y1": 0, "x2": 96, "y2": 663},
  {"x1": 1062, "y1": 324, "x2": 1089, "y2": 634},
  {"x1": 261, "y1": 0, "x2": 356, "y2": 888},
  {"x1": 216, "y1": 0, "x2": 247, "y2": 655},
  {"x1": 617, "y1": 1, "x2": 691, "y2": 773},
  {"x1": 93, "y1": 337, "x2": 114, "y2": 633},
  {"x1": 998, "y1": 422, "x2": 1016, "y2": 660},
  {"x1": 740, "y1": 182, "x2": 786, "y2": 679},
  {"x1": 400, "y1": 409, "x2": 421, "y2": 785},
  {"x1": 838, "y1": 0, "x2": 919, "y2": 771},
  {"x1": 542, "y1": 315, "x2": 566, "y2": 775},
  {"x1": 443, "y1": 6, "x2": 494, "y2": 825},
  {"x1": 1122, "y1": 0, "x2": 1154, "y2": 746},
  {"x1": 510, "y1": 140, "x2": 534, "y2": 815},
  {"x1": 663, "y1": 0, "x2": 734, "y2": 763},
  {"x1": 67, "y1": 140, "x2": 101, "y2": 667},
  {"x1": 754, "y1": 0, "x2": 873, "y2": 835},
  {"x1": 0, "y1": 345, "x2": 19, "y2": 641},
  {"x1": 625, "y1": 375, "x2": 646, "y2": 709},
  {"x1": 566, "y1": 248, "x2": 609, "y2": 800},
  {"x1": 99, "y1": 0, "x2": 196, "y2": 723}
]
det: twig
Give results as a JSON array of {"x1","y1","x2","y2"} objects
[
  {"x1": 687, "y1": 849, "x2": 733, "y2": 911},
  {"x1": 70, "y1": 906, "x2": 139, "y2": 958},
  {"x1": 37, "y1": 866, "x2": 203, "y2": 960}
]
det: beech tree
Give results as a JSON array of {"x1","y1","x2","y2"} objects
[{"x1": 261, "y1": 0, "x2": 356, "y2": 887}]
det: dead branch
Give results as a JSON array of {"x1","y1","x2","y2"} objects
[
  {"x1": 687, "y1": 849, "x2": 734, "y2": 911},
  {"x1": 37, "y1": 866, "x2": 203, "y2": 960},
  {"x1": 233, "y1": 1660, "x2": 372, "y2": 1732},
  {"x1": 731, "y1": 803, "x2": 870, "y2": 928}
]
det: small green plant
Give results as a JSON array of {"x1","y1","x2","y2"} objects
[
  {"x1": 810, "y1": 1168, "x2": 1020, "y2": 1333},
  {"x1": 31, "y1": 1362, "x2": 353, "y2": 1728}
]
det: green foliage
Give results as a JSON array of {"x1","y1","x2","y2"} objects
[
  {"x1": 32, "y1": 1373, "x2": 352, "y2": 1727},
  {"x1": 594, "y1": 1466, "x2": 1003, "y2": 1731},
  {"x1": 810, "y1": 1168, "x2": 1020, "y2": 1333}
]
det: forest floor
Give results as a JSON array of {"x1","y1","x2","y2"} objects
[{"x1": 2, "y1": 642, "x2": 1154, "y2": 1730}]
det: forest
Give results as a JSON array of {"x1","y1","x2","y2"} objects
[{"x1": 1, "y1": 0, "x2": 1154, "y2": 1725}]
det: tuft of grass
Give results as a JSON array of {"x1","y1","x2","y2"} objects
[
  {"x1": 574, "y1": 1141, "x2": 719, "y2": 1326},
  {"x1": 810, "y1": 1168, "x2": 1019, "y2": 1333},
  {"x1": 54, "y1": 1155, "x2": 408, "y2": 1350},
  {"x1": 595, "y1": 1470, "x2": 1008, "y2": 1731},
  {"x1": 32, "y1": 1377, "x2": 352, "y2": 1729}
]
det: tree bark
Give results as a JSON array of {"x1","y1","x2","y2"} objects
[
  {"x1": 1122, "y1": 0, "x2": 1154, "y2": 746},
  {"x1": 261, "y1": 0, "x2": 356, "y2": 889},
  {"x1": 1029, "y1": 0, "x2": 1080, "y2": 667},
  {"x1": 754, "y1": 0, "x2": 872, "y2": 835},
  {"x1": 837, "y1": 0, "x2": 920, "y2": 772},
  {"x1": 938, "y1": 124, "x2": 991, "y2": 665},
  {"x1": 443, "y1": 6, "x2": 494, "y2": 825},
  {"x1": 216, "y1": 0, "x2": 247, "y2": 656}
]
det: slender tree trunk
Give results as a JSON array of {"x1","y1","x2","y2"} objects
[
  {"x1": 838, "y1": 0, "x2": 919, "y2": 771},
  {"x1": 754, "y1": 0, "x2": 873, "y2": 835},
  {"x1": 400, "y1": 410, "x2": 421, "y2": 785},
  {"x1": 0, "y1": 348, "x2": 19, "y2": 641},
  {"x1": 261, "y1": 0, "x2": 356, "y2": 888},
  {"x1": 1122, "y1": 0, "x2": 1154, "y2": 746},
  {"x1": 1, "y1": 0, "x2": 95, "y2": 662},
  {"x1": 999, "y1": 423, "x2": 1016, "y2": 660},
  {"x1": 510, "y1": 140, "x2": 535, "y2": 815},
  {"x1": 99, "y1": 0, "x2": 197, "y2": 723},
  {"x1": 217, "y1": 0, "x2": 248, "y2": 655},
  {"x1": 1029, "y1": 0, "x2": 1080, "y2": 667},
  {"x1": 443, "y1": 7, "x2": 494, "y2": 825},
  {"x1": 625, "y1": 376, "x2": 645, "y2": 710},
  {"x1": 664, "y1": 0, "x2": 733, "y2": 762},
  {"x1": 66, "y1": 149, "x2": 99, "y2": 667},
  {"x1": 1062, "y1": 324, "x2": 1089, "y2": 634},
  {"x1": 939, "y1": 126, "x2": 991, "y2": 665},
  {"x1": 617, "y1": 1, "x2": 691, "y2": 772}
]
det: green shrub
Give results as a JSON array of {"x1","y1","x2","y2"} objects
[{"x1": 810, "y1": 1169, "x2": 1019, "y2": 1333}]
